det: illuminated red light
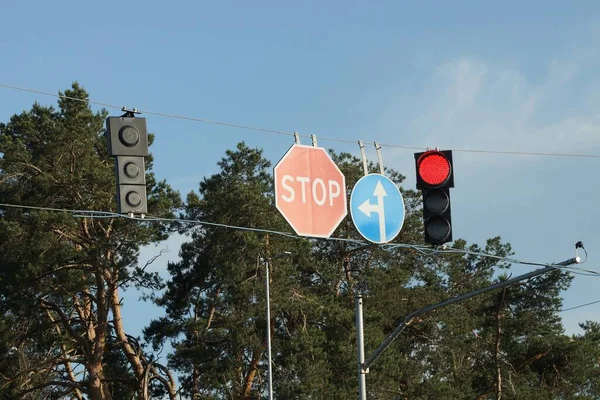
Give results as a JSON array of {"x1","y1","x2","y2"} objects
[{"x1": 417, "y1": 152, "x2": 451, "y2": 186}]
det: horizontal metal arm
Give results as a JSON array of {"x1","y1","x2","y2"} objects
[{"x1": 362, "y1": 256, "x2": 580, "y2": 371}]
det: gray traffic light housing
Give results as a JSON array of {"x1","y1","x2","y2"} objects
[
  {"x1": 117, "y1": 184, "x2": 148, "y2": 214},
  {"x1": 106, "y1": 117, "x2": 149, "y2": 156},
  {"x1": 115, "y1": 156, "x2": 146, "y2": 185},
  {"x1": 106, "y1": 116, "x2": 149, "y2": 214}
]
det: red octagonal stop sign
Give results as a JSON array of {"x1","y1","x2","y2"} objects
[{"x1": 274, "y1": 144, "x2": 347, "y2": 238}]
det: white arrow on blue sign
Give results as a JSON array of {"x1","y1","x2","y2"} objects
[{"x1": 350, "y1": 173, "x2": 405, "y2": 244}]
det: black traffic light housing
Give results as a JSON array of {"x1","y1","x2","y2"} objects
[
  {"x1": 415, "y1": 150, "x2": 454, "y2": 245},
  {"x1": 106, "y1": 116, "x2": 149, "y2": 214}
]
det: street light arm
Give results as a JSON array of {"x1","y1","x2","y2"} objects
[{"x1": 362, "y1": 256, "x2": 580, "y2": 371}]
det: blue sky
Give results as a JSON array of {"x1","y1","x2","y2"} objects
[{"x1": 2, "y1": 0, "x2": 600, "y2": 367}]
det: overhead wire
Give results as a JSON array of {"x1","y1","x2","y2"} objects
[
  {"x1": 0, "y1": 202, "x2": 368, "y2": 246},
  {"x1": 0, "y1": 202, "x2": 118, "y2": 218},
  {"x1": 560, "y1": 299, "x2": 600, "y2": 313},
  {"x1": 0, "y1": 83, "x2": 119, "y2": 112},
  {"x1": 3, "y1": 202, "x2": 600, "y2": 318},
  {"x1": 3, "y1": 83, "x2": 600, "y2": 344},
  {"x1": 0, "y1": 201, "x2": 597, "y2": 279},
  {"x1": 0, "y1": 83, "x2": 294, "y2": 137},
  {"x1": 384, "y1": 242, "x2": 600, "y2": 278},
  {"x1": 2, "y1": 82, "x2": 600, "y2": 158}
]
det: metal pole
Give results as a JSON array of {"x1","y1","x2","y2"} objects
[
  {"x1": 356, "y1": 294, "x2": 367, "y2": 400},
  {"x1": 363, "y1": 256, "x2": 580, "y2": 371},
  {"x1": 266, "y1": 260, "x2": 274, "y2": 400}
]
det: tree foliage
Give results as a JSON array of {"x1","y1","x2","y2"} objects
[
  {"x1": 0, "y1": 83, "x2": 181, "y2": 399},
  {"x1": 146, "y1": 142, "x2": 600, "y2": 400},
  {"x1": 1, "y1": 86, "x2": 598, "y2": 400}
]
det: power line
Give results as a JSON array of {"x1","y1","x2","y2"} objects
[
  {"x1": 403, "y1": 244, "x2": 600, "y2": 278},
  {"x1": 0, "y1": 83, "x2": 119, "y2": 111},
  {"x1": 561, "y1": 299, "x2": 600, "y2": 313},
  {"x1": 4, "y1": 202, "x2": 600, "y2": 321},
  {"x1": 0, "y1": 202, "x2": 596, "y2": 279},
  {"x1": 411, "y1": 147, "x2": 600, "y2": 158},
  {"x1": 140, "y1": 110, "x2": 293, "y2": 137},
  {"x1": 0, "y1": 202, "x2": 365, "y2": 246},
  {"x1": 2, "y1": 202, "x2": 597, "y2": 281},
  {"x1": 0, "y1": 202, "x2": 118, "y2": 217},
  {"x1": 0, "y1": 83, "x2": 294, "y2": 137},
  {"x1": 2, "y1": 83, "x2": 600, "y2": 159}
]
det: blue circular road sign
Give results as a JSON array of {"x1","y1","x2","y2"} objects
[{"x1": 350, "y1": 174, "x2": 405, "y2": 244}]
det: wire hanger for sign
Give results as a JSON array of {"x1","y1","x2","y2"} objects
[
  {"x1": 357, "y1": 141, "x2": 385, "y2": 176},
  {"x1": 358, "y1": 140, "x2": 368, "y2": 176},
  {"x1": 291, "y1": 132, "x2": 319, "y2": 146},
  {"x1": 374, "y1": 142, "x2": 384, "y2": 175}
]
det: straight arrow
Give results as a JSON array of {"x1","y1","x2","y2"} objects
[
  {"x1": 357, "y1": 180, "x2": 388, "y2": 242},
  {"x1": 373, "y1": 181, "x2": 387, "y2": 242}
]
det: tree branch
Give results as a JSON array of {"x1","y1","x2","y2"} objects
[
  {"x1": 109, "y1": 283, "x2": 145, "y2": 381},
  {"x1": 40, "y1": 299, "x2": 91, "y2": 359},
  {"x1": 117, "y1": 247, "x2": 169, "y2": 290},
  {"x1": 35, "y1": 263, "x2": 94, "y2": 280},
  {"x1": 16, "y1": 380, "x2": 86, "y2": 399},
  {"x1": 18, "y1": 161, "x2": 60, "y2": 185}
]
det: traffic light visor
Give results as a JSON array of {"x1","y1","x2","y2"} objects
[{"x1": 417, "y1": 152, "x2": 451, "y2": 187}]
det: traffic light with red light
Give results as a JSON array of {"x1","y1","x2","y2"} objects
[
  {"x1": 106, "y1": 116, "x2": 149, "y2": 214},
  {"x1": 415, "y1": 150, "x2": 454, "y2": 245}
]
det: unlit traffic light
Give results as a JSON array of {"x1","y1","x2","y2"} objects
[{"x1": 106, "y1": 116, "x2": 149, "y2": 214}]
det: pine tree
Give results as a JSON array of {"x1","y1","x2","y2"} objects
[
  {"x1": 0, "y1": 83, "x2": 181, "y2": 399},
  {"x1": 146, "y1": 142, "x2": 600, "y2": 399}
]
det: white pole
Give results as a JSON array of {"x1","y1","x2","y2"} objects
[
  {"x1": 266, "y1": 259, "x2": 274, "y2": 400},
  {"x1": 356, "y1": 294, "x2": 367, "y2": 400}
]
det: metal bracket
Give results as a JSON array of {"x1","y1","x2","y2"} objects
[
  {"x1": 127, "y1": 212, "x2": 146, "y2": 219},
  {"x1": 311, "y1": 134, "x2": 318, "y2": 147},
  {"x1": 374, "y1": 142, "x2": 384, "y2": 175},
  {"x1": 294, "y1": 132, "x2": 300, "y2": 144},
  {"x1": 121, "y1": 106, "x2": 141, "y2": 118},
  {"x1": 358, "y1": 140, "x2": 368, "y2": 176}
]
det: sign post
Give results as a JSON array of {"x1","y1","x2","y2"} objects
[{"x1": 274, "y1": 144, "x2": 347, "y2": 238}]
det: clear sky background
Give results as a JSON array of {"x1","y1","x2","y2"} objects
[{"x1": 2, "y1": 0, "x2": 600, "y2": 365}]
